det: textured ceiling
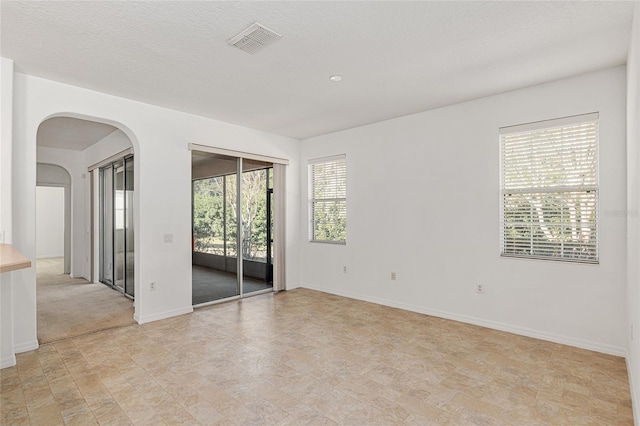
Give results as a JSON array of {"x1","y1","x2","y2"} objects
[
  {"x1": 37, "y1": 117, "x2": 117, "y2": 150},
  {"x1": 1, "y1": 1, "x2": 635, "y2": 140}
]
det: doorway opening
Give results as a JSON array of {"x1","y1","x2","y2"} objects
[
  {"x1": 36, "y1": 186, "x2": 66, "y2": 272},
  {"x1": 35, "y1": 117, "x2": 136, "y2": 344},
  {"x1": 191, "y1": 149, "x2": 285, "y2": 306}
]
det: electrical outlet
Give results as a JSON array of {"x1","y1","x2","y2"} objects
[
  {"x1": 343, "y1": 266, "x2": 347, "y2": 273},
  {"x1": 632, "y1": 324, "x2": 634, "y2": 341},
  {"x1": 150, "y1": 281, "x2": 157, "y2": 292},
  {"x1": 164, "y1": 234, "x2": 173, "y2": 243},
  {"x1": 476, "y1": 284, "x2": 484, "y2": 294},
  {"x1": 391, "y1": 272, "x2": 397, "y2": 280}
]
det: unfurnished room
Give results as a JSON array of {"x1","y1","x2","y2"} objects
[{"x1": 1, "y1": 1, "x2": 640, "y2": 425}]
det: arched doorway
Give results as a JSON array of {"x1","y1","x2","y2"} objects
[
  {"x1": 35, "y1": 116, "x2": 137, "y2": 343},
  {"x1": 36, "y1": 163, "x2": 71, "y2": 274}
]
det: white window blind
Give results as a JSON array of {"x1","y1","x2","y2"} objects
[
  {"x1": 309, "y1": 155, "x2": 346, "y2": 243},
  {"x1": 500, "y1": 113, "x2": 598, "y2": 263}
]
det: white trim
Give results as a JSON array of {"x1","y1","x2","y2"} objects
[
  {"x1": 36, "y1": 254, "x2": 65, "y2": 260},
  {"x1": 14, "y1": 339, "x2": 39, "y2": 354},
  {"x1": 1, "y1": 354, "x2": 16, "y2": 369},
  {"x1": 499, "y1": 112, "x2": 599, "y2": 135},
  {"x1": 134, "y1": 306, "x2": 193, "y2": 324},
  {"x1": 237, "y1": 158, "x2": 244, "y2": 295},
  {"x1": 273, "y1": 164, "x2": 287, "y2": 291},
  {"x1": 189, "y1": 143, "x2": 289, "y2": 165},
  {"x1": 0, "y1": 355, "x2": 16, "y2": 370},
  {"x1": 87, "y1": 148, "x2": 133, "y2": 172},
  {"x1": 302, "y1": 283, "x2": 627, "y2": 357},
  {"x1": 627, "y1": 357, "x2": 640, "y2": 426}
]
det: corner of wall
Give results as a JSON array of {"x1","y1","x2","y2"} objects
[
  {"x1": 627, "y1": 4, "x2": 640, "y2": 425},
  {"x1": 135, "y1": 306, "x2": 193, "y2": 325}
]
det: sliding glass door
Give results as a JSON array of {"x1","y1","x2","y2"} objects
[
  {"x1": 192, "y1": 152, "x2": 273, "y2": 306},
  {"x1": 192, "y1": 153, "x2": 241, "y2": 304},
  {"x1": 241, "y1": 162, "x2": 273, "y2": 296},
  {"x1": 100, "y1": 165, "x2": 114, "y2": 286},
  {"x1": 100, "y1": 156, "x2": 134, "y2": 298},
  {"x1": 113, "y1": 161, "x2": 125, "y2": 292}
]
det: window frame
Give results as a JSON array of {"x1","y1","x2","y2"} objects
[
  {"x1": 499, "y1": 113, "x2": 599, "y2": 264},
  {"x1": 308, "y1": 154, "x2": 347, "y2": 244}
]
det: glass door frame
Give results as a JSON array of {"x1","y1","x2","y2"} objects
[
  {"x1": 191, "y1": 154, "x2": 276, "y2": 307},
  {"x1": 99, "y1": 154, "x2": 134, "y2": 299}
]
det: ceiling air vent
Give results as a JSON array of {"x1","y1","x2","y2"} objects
[{"x1": 228, "y1": 22, "x2": 281, "y2": 54}]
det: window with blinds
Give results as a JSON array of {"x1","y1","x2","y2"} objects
[
  {"x1": 500, "y1": 113, "x2": 598, "y2": 263},
  {"x1": 309, "y1": 155, "x2": 346, "y2": 243}
]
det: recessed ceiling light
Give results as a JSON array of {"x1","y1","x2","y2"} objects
[{"x1": 329, "y1": 75, "x2": 342, "y2": 82}]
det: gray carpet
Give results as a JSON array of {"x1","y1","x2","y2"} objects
[
  {"x1": 192, "y1": 265, "x2": 271, "y2": 305},
  {"x1": 36, "y1": 258, "x2": 135, "y2": 343}
]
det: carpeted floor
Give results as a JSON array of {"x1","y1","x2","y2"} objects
[{"x1": 37, "y1": 258, "x2": 135, "y2": 344}]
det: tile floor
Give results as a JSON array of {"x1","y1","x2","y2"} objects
[{"x1": 0, "y1": 289, "x2": 633, "y2": 425}]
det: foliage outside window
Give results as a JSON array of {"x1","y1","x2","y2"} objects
[
  {"x1": 309, "y1": 155, "x2": 346, "y2": 243},
  {"x1": 193, "y1": 168, "x2": 270, "y2": 261},
  {"x1": 500, "y1": 113, "x2": 598, "y2": 263}
]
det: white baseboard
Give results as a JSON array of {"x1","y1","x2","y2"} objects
[
  {"x1": 302, "y1": 283, "x2": 627, "y2": 357},
  {"x1": 13, "y1": 339, "x2": 39, "y2": 354},
  {"x1": 1, "y1": 354, "x2": 16, "y2": 369},
  {"x1": 69, "y1": 273, "x2": 89, "y2": 279},
  {"x1": 36, "y1": 255, "x2": 64, "y2": 259},
  {"x1": 135, "y1": 306, "x2": 193, "y2": 324},
  {"x1": 627, "y1": 357, "x2": 639, "y2": 426}
]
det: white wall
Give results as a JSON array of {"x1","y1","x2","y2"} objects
[
  {"x1": 0, "y1": 58, "x2": 13, "y2": 244},
  {"x1": 0, "y1": 57, "x2": 16, "y2": 368},
  {"x1": 35, "y1": 186, "x2": 65, "y2": 258},
  {"x1": 626, "y1": 4, "x2": 640, "y2": 424},
  {"x1": 36, "y1": 158, "x2": 74, "y2": 275},
  {"x1": 300, "y1": 66, "x2": 628, "y2": 356},
  {"x1": 7, "y1": 69, "x2": 301, "y2": 355},
  {"x1": 84, "y1": 129, "x2": 131, "y2": 167}
]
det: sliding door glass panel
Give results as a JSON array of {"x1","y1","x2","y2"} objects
[
  {"x1": 124, "y1": 156, "x2": 135, "y2": 297},
  {"x1": 99, "y1": 157, "x2": 134, "y2": 298},
  {"x1": 268, "y1": 168, "x2": 274, "y2": 285},
  {"x1": 242, "y1": 161, "x2": 273, "y2": 294},
  {"x1": 191, "y1": 152, "x2": 240, "y2": 304},
  {"x1": 113, "y1": 161, "x2": 125, "y2": 291},
  {"x1": 100, "y1": 166, "x2": 114, "y2": 285}
]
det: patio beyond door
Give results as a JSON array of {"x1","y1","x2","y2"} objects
[{"x1": 192, "y1": 151, "x2": 275, "y2": 305}]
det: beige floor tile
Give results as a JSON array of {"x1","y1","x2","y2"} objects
[{"x1": 1, "y1": 289, "x2": 633, "y2": 425}]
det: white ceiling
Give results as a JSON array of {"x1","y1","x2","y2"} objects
[
  {"x1": 37, "y1": 117, "x2": 118, "y2": 151},
  {"x1": 1, "y1": 1, "x2": 635, "y2": 140}
]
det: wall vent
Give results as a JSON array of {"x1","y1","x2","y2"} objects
[{"x1": 228, "y1": 22, "x2": 281, "y2": 54}]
